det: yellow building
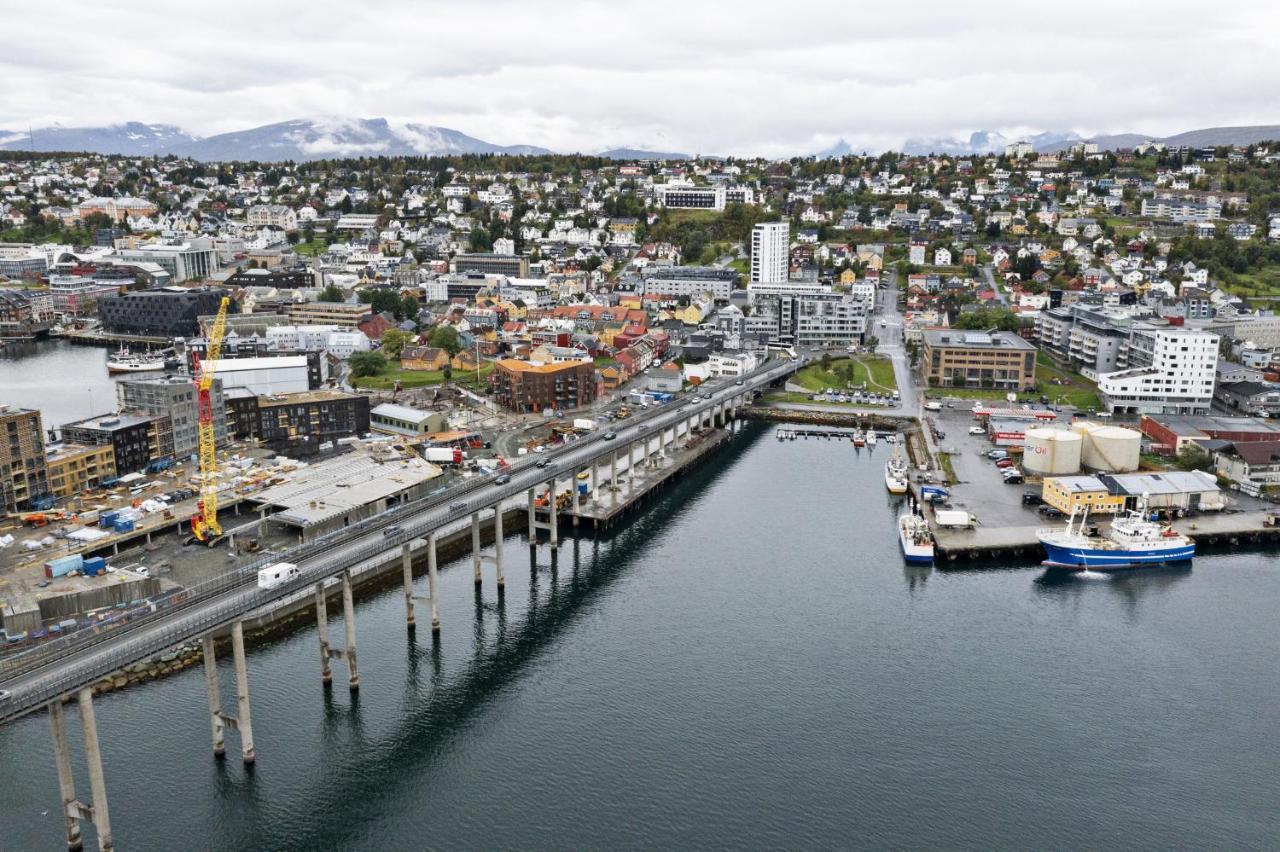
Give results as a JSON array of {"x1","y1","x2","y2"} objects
[
  {"x1": 1042, "y1": 475, "x2": 1126, "y2": 515},
  {"x1": 838, "y1": 268, "x2": 857, "y2": 286},
  {"x1": 46, "y1": 443, "x2": 117, "y2": 499}
]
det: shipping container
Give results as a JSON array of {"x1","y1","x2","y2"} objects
[
  {"x1": 45, "y1": 554, "x2": 85, "y2": 578},
  {"x1": 114, "y1": 519, "x2": 134, "y2": 533}
]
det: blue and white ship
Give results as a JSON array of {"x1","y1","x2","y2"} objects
[{"x1": 1036, "y1": 496, "x2": 1195, "y2": 571}]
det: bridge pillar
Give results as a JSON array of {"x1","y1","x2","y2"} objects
[
  {"x1": 548, "y1": 477, "x2": 559, "y2": 548},
  {"x1": 572, "y1": 472, "x2": 580, "y2": 527},
  {"x1": 627, "y1": 445, "x2": 636, "y2": 497},
  {"x1": 427, "y1": 532, "x2": 441, "y2": 633},
  {"x1": 526, "y1": 488, "x2": 536, "y2": 543},
  {"x1": 401, "y1": 543, "x2": 415, "y2": 632},
  {"x1": 610, "y1": 451, "x2": 618, "y2": 507},
  {"x1": 201, "y1": 636, "x2": 226, "y2": 757},
  {"x1": 78, "y1": 688, "x2": 112, "y2": 851},
  {"x1": 315, "y1": 582, "x2": 332, "y2": 685},
  {"x1": 493, "y1": 505, "x2": 505, "y2": 588},
  {"x1": 230, "y1": 621, "x2": 256, "y2": 766},
  {"x1": 471, "y1": 512, "x2": 483, "y2": 585},
  {"x1": 341, "y1": 570, "x2": 359, "y2": 692},
  {"x1": 49, "y1": 700, "x2": 83, "y2": 851}
]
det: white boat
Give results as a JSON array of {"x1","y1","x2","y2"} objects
[
  {"x1": 107, "y1": 346, "x2": 166, "y2": 374},
  {"x1": 867, "y1": 430, "x2": 877, "y2": 447},
  {"x1": 884, "y1": 441, "x2": 908, "y2": 494},
  {"x1": 1036, "y1": 495, "x2": 1195, "y2": 571},
  {"x1": 899, "y1": 511, "x2": 934, "y2": 563},
  {"x1": 852, "y1": 429, "x2": 866, "y2": 447}
]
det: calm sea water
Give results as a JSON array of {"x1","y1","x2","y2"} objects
[
  {"x1": 1, "y1": 425, "x2": 1277, "y2": 850},
  {"x1": 0, "y1": 340, "x2": 119, "y2": 430}
]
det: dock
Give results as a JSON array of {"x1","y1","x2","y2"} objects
[{"x1": 53, "y1": 328, "x2": 172, "y2": 348}]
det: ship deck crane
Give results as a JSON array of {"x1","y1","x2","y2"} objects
[{"x1": 191, "y1": 296, "x2": 230, "y2": 544}]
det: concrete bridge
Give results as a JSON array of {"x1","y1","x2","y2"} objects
[{"x1": 0, "y1": 355, "x2": 803, "y2": 852}]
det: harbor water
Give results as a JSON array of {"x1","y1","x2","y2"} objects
[
  {"x1": 0, "y1": 340, "x2": 123, "y2": 429},
  {"x1": 1, "y1": 424, "x2": 1278, "y2": 849}
]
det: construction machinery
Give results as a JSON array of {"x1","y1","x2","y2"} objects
[{"x1": 191, "y1": 296, "x2": 230, "y2": 544}]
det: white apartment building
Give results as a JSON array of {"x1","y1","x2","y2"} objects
[
  {"x1": 750, "y1": 222, "x2": 789, "y2": 284},
  {"x1": 708, "y1": 351, "x2": 760, "y2": 377},
  {"x1": 246, "y1": 204, "x2": 298, "y2": 231},
  {"x1": 116, "y1": 238, "x2": 218, "y2": 283},
  {"x1": 264, "y1": 324, "x2": 372, "y2": 359},
  {"x1": 1097, "y1": 329, "x2": 1219, "y2": 414}
]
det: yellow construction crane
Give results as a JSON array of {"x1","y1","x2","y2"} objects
[{"x1": 191, "y1": 296, "x2": 230, "y2": 543}]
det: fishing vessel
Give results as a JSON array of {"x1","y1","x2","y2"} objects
[
  {"x1": 1036, "y1": 496, "x2": 1195, "y2": 571},
  {"x1": 852, "y1": 429, "x2": 866, "y2": 447},
  {"x1": 898, "y1": 510, "x2": 934, "y2": 563},
  {"x1": 884, "y1": 442, "x2": 908, "y2": 494},
  {"x1": 106, "y1": 346, "x2": 166, "y2": 374},
  {"x1": 866, "y1": 429, "x2": 877, "y2": 447}
]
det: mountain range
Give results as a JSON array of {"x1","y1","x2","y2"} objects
[{"x1": 2, "y1": 117, "x2": 1280, "y2": 162}]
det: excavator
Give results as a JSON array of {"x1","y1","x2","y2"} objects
[{"x1": 190, "y1": 296, "x2": 230, "y2": 545}]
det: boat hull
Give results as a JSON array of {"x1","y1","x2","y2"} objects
[
  {"x1": 108, "y1": 363, "x2": 166, "y2": 374},
  {"x1": 1039, "y1": 540, "x2": 1195, "y2": 571}
]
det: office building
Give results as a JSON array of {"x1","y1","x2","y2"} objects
[
  {"x1": 45, "y1": 443, "x2": 117, "y2": 499},
  {"x1": 920, "y1": 330, "x2": 1038, "y2": 391},
  {"x1": 0, "y1": 405, "x2": 48, "y2": 513},
  {"x1": 287, "y1": 301, "x2": 369, "y2": 328},
  {"x1": 99, "y1": 287, "x2": 235, "y2": 337},
  {"x1": 656, "y1": 183, "x2": 726, "y2": 211},
  {"x1": 118, "y1": 238, "x2": 218, "y2": 282},
  {"x1": 750, "y1": 222, "x2": 789, "y2": 284},
  {"x1": 492, "y1": 359, "x2": 598, "y2": 413},
  {"x1": 116, "y1": 375, "x2": 228, "y2": 459},
  {"x1": 370, "y1": 404, "x2": 448, "y2": 437},
  {"x1": 744, "y1": 283, "x2": 874, "y2": 348},
  {"x1": 61, "y1": 412, "x2": 175, "y2": 475},
  {"x1": 641, "y1": 267, "x2": 739, "y2": 302},
  {"x1": 454, "y1": 254, "x2": 529, "y2": 277},
  {"x1": 1097, "y1": 329, "x2": 1218, "y2": 414}
]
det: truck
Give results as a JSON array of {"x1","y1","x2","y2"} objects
[
  {"x1": 573, "y1": 418, "x2": 596, "y2": 431},
  {"x1": 423, "y1": 446, "x2": 464, "y2": 464},
  {"x1": 257, "y1": 562, "x2": 300, "y2": 590},
  {"x1": 934, "y1": 509, "x2": 976, "y2": 529}
]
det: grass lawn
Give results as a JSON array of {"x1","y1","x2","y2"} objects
[
  {"x1": 794, "y1": 357, "x2": 897, "y2": 392},
  {"x1": 354, "y1": 361, "x2": 495, "y2": 390},
  {"x1": 292, "y1": 238, "x2": 330, "y2": 257},
  {"x1": 729, "y1": 257, "x2": 749, "y2": 276},
  {"x1": 937, "y1": 452, "x2": 957, "y2": 484}
]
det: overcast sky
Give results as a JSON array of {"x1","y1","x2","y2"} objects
[{"x1": 3, "y1": 0, "x2": 1278, "y2": 156}]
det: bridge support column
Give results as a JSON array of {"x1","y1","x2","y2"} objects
[
  {"x1": 401, "y1": 543, "x2": 415, "y2": 632},
  {"x1": 627, "y1": 445, "x2": 636, "y2": 497},
  {"x1": 548, "y1": 477, "x2": 559, "y2": 549},
  {"x1": 79, "y1": 688, "x2": 112, "y2": 851},
  {"x1": 526, "y1": 488, "x2": 536, "y2": 543},
  {"x1": 202, "y1": 636, "x2": 226, "y2": 758},
  {"x1": 572, "y1": 472, "x2": 580, "y2": 527},
  {"x1": 49, "y1": 700, "x2": 83, "y2": 852},
  {"x1": 427, "y1": 533, "x2": 441, "y2": 633},
  {"x1": 230, "y1": 621, "x2": 256, "y2": 765},
  {"x1": 315, "y1": 582, "x2": 332, "y2": 685},
  {"x1": 610, "y1": 451, "x2": 618, "y2": 507},
  {"x1": 471, "y1": 512, "x2": 482, "y2": 585},
  {"x1": 341, "y1": 569, "x2": 359, "y2": 692},
  {"x1": 493, "y1": 506, "x2": 505, "y2": 588}
]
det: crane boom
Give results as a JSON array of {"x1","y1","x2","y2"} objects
[{"x1": 191, "y1": 296, "x2": 230, "y2": 542}]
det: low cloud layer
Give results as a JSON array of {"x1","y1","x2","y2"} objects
[{"x1": 3, "y1": 0, "x2": 1278, "y2": 156}]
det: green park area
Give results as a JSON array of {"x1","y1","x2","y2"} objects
[
  {"x1": 353, "y1": 361, "x2": 494, "y2": 391},
  {"x1": 793, "y1": 357, "x2": 897, "y2": 393}
]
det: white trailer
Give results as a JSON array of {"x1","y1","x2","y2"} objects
[
  {"x1": 573, "y1": 418, "x2": 596, "y2": 431},
  {"x1": 257, "y1": 562, "x2": 300, "y2": 590},
  {"x1": 934, "y1": 509, "x2": 976, "y2": 529}
]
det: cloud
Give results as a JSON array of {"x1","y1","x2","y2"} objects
[{"x1": 1, "y1": 0, "x2": 1278, "y2": 155}]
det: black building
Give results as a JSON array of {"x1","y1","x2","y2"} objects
[
  {"x1": 227, "y1": 391, "x2": 369, "y2": 454},
  {"x1": 225, "y1": 268, "x2": 316, "y2": 289},
  {"x1": 61, "y1": 413, "x2": 175, "y2": 475},
  {"x1": 99, "y1": 287, "x2": 237, "y2": 337}
]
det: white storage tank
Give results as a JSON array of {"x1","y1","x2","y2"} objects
[
  {"x1": 1080, "y1": 425, "x2": 1141, "y2": 472},
  {"x1": 1023, "y1": 427, "x2": 1083, "y2": 475}
]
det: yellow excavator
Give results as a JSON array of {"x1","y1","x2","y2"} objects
[{"x1": 191, "y1": 296, "x2": 230, "y2": 544}]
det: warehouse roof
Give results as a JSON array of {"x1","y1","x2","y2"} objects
[{"x1": 252, "y1": 453, "x2": 441, "y2": 527}]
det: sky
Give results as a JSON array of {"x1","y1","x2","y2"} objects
[{"x1": 3, "y1": 0, "x2": 1279, "y2": 157}]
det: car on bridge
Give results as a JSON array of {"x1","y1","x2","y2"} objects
[{"x1": 449, "y1": 501, "x2": 469, "y2": 514}]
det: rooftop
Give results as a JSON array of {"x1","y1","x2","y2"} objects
[
  {"x1": 252, "y1": 453, "x2": 442, "y2": 527},
  {"x1": 923, "y1": 330, "x2": 1037, "y2": 350}
]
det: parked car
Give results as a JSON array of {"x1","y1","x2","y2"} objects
[
  {"x1": 996, "y1": 459, "x2": 1015, "y2": 469},
  {"x1": 1038, "y1": 505, "x2": 1066, "y2": 518},
  {"x1": 1003, "y1": 474, "x2": 1025, "y2": 484},
  {"x1": 1022, "y1": 493, "x2": 1043, "y2": 506},
  {"x1": 988, "y1": 450, "x2": 1008, "y2": 460},
  {"x1": 968, "y1": 426, "x2": 986, "y2": 435}
]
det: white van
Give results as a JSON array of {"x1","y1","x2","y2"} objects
[{"x1": 257, "y1": 562, "x2": 300, "y2": 590}]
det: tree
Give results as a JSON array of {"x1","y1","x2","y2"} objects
[
  {"x1": 348, "y1": 351, "x2": 386, "y2": 378},
  {"x1": 358, "y1": 287, "x2": 404, "y2": 317},
  {"x1": 469, "y1": 227, "x2": 492, "y2": 252},
  {"x1": 400, "y1": 294, "x2": 419, "y2": 321},
  {"x1": 427, "y1": 324, "x2": 463, "y2": 356},
  {"x1": 441, "y1": 363, "x2": 453, "y2": 385},
  {"x1": 820, "y1": 352, "x2": 832, "y2": 371},
  {"x1": 318, "y1": 283, "x2": 345, "y2": 302},
  {"x1": 1175, "y1": 444, "x2": 1212, "y2": 472},
  {"x1": 379, "y1": 328, "x2": 413, "y2": 359}
]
